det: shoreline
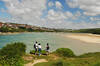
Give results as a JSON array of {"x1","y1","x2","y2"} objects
[
  {"x1": 64, "y1": 33, "x2": 100, "y2": 43},
  {"x1": 0, "y1": 32, "x2": 56, "y2": 35},
  {"x1": 0, "y1": 32, "x2": 31, "y2": 35},
  {"x1": 0, "y1": 32, "x2": 21, "y2": 35}
]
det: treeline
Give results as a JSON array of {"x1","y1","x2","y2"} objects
[
  {"x1": 0, "y1": 26, "x2": 54, "y2": 32},
  {"x1": 0, "y1": 26, "x2": 27, "y2": 32},
  {"x1": 71, "y1": 28, "x2": 100, "y2": 34},
  {"x1": 53, "y1": 29, "x2": 72, "y2": 32},
  {"x1": 49, "y1": 28, "x2": 100, "y2": 35},
  {"x1": 53, "y1": 28, "x2": 100, "y2": 34}
]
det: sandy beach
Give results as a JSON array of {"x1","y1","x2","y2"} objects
[
  {"x1": 0, "y1": 32, "x2": 20, "y2": 35},
  {"x1": 63, "y1": 33, "x2": 100, "y2": 43},
  {"x1": 0, "y1": 32, "x2": 32, "y2": 35}
]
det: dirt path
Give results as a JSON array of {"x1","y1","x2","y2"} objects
[{"x1": 24, "y1": 59, "x2": 47, "y2": 66}]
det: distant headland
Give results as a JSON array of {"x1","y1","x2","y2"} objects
[
  {"x1": 0, "y1": 22, "x2": 100, "y2": 35},
  {"x1": 0, "y1": 22, "x2": 54, "y2": 33}
]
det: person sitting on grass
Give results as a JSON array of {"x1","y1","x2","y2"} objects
[
  {"x1": 38, "y1": 43, "x2": 42, "y2": 56},
  {"x1": 46, "y1": 43, "x2": 50, "y2": 55},
  {"x1": 34, "y1": 41, "x2": 38, "y2": 55}
]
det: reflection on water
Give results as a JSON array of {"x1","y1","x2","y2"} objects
[{"x1": 0, "y1": 32, "x2": 100, "y2": 55}]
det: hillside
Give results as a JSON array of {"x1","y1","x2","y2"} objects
[
  {"x1": 0, "y1": 22, "x2": 54, "y2": 32},
  {"x1": 71, "y1": 28, "x2": 100, "y2": 34}
]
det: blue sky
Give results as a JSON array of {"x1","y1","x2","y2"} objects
[{"x1": 0, "y1": 0, "x2": 100, "y2": 29}]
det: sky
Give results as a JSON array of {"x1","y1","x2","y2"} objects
[{"x1": 0, "y1": 0, "x2": 100, "y2": 29}]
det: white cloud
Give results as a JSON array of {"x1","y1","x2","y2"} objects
[
  {"x1": 47, "y1": 9, "x2": 75, "y2": 22},
  {"x1": 45, "y1": 9, "x2": 100, "y2": 29},
  {"x1": 48, "y1": 1, "x2": 54, "y2": 7},
  {"x1": 65, "y1": 11, "x2": 73, "y2": 17},
  {"x1": 67, "y1": 0, "x2": 78, "y2": 8},
  {"x1": 0, "y1": 8, "x2": 7, "y2": 13},
  {"x1": 55, "y1": 1, "x2": 63, "y2": 9},
  {"x1": 2, "y1": 0, "x2": 46, "y2": 26},
  {"x1": 72, "y1": 11, "x2": 81, "y2": 20},
  {"x1": 1, "y1": 0, "x2": 100, "y2": 29},
  {"x1": 67, "y1": 0, "x2": 100, "y2": 16},
  {"x1": 90, "y1": 17, "x2": 100, "y2": 21},
  {"x1": 47, "y1": 9, "x2": 66, "y2": 21}
]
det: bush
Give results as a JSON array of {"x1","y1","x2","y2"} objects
[
  {"x1": 30, "y1": 50, "x2": 35, "y2": 54},
  {"x1": 55, "y1": 48, "x2": 75, "y2": 57},
  {"x1": 41, "y1": 50, "x2": 47, "y2": 55},
  {"x1": 0, "y1": 42, "x2": 26, "y2": 57},
  {"x1": 0, "y1": 42, "x2": 26, "y2": 66}
]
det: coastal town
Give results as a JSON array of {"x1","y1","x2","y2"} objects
[{"x1": 0, "y1": 22, "x2": 54, "y2": 32}]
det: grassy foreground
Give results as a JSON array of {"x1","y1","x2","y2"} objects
[
  {"x1": 26, "y1": 48, "x2": 100, "y2": 66},
  {"x1": 0, "y1": 42, "x2": 100, "y2": 66},
  {"x1": 33, "y1": 50, "x2": 100, "y2": 66},
  {"x1": 34, "y1": 54, "x2": 100, "y2": 66}
]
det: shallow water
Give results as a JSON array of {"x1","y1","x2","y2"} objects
[{"x1": 0, "y1": 32, "x2": 100, "y2": 55}]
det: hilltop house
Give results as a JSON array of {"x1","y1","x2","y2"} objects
[
  {"x1": 25, "y1": 25, "x2": 32, "y2": 29},
  {"x1": 17, "y1": 24, "x2": 26, "y2": 29},
  {"x1": 0, "y1": 22, "x2": 4, "y2": 28}
]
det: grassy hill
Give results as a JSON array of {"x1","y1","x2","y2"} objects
[{"x1": 71, "y1": 28, "x2": 100, "y2": 34}]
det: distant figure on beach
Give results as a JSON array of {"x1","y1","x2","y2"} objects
[
  {"x1": 34, "y1": 41, "x2": 38, "y2": 55},
  {"x1": 38, "y1": 43, "x2": 42, "y2": 56},
  {"x1": 46, "y1": 43, "x2": 50, "y2": 55}
]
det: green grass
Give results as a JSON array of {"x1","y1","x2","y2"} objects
[
  {"x1": 34, "y1": 52, "x2": 100, "y2": 66},
  {"x1": 78, "y1": 52, "x2": 100, "y2": 58},
  {"x1": 0, "y1": 44, "x2": 100, "y2": 66},
  {"x1": 35, "y1": 62, "x2": 53, "y2": 66},
  {"x1": 35, "y1": 58, "x2": 100, "y2": 66},
  {"x1": 92, "y1": 61, "x2": 100, "y2": 66}
]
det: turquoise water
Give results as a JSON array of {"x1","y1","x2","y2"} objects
[{"x1": 0, "y1": 32, "x2": 100, "y2": 55}]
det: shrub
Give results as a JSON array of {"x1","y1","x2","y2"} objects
[
  {"x1": 41, "y1": 50, "x2": 47, "y2": 55},
  {"x1": 0, "y1": 42, "x2": 26, "y2": 66},
  {"x1": 0, "y1": 42, "x2": 26, "y2": 57},
  {"x1": 55, "y1": 48, "x2": 75, "y2": 57}
]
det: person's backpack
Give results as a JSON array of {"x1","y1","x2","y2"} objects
[{"x1": 34, "y1": 44, "x2": 36, "y2": 48}]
